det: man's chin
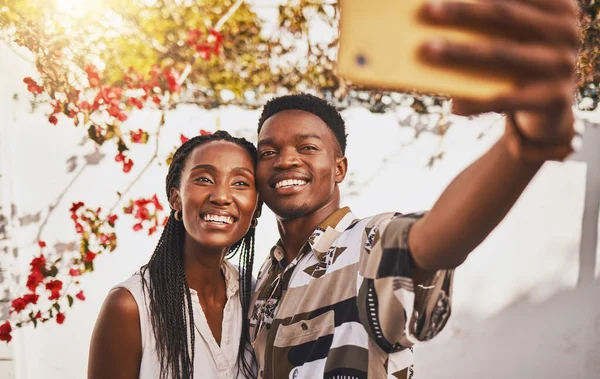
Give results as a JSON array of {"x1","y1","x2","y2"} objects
[{"x1": 270, "y1": 203, "x2": 310, "y2": 220}]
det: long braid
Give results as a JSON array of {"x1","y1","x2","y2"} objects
[
  {"x1": 228, "y1": 226, "x2": 257, "y2": 378},
  {"x1": 140, "y1": 130, "x2": 258, "y2": 379}
]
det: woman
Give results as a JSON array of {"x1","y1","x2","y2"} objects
[{"x1": 88, "y1": 131, "x2": 259, "y2": 379}]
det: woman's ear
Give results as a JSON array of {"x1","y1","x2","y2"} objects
[
  {"x1": 253, "y1": 198, "x2": 263, "y2": 220},
  {"x1": 169, "y1": 187, "x2": 181, "y2": 211}
]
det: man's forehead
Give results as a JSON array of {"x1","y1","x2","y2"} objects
[{"x1": 257, "y1": 109, "x2": 331, "y2": 142}]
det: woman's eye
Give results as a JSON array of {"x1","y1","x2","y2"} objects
[
  {"x1": 195, "y1": 177, "x2": 212, "y2": 183},
  {"x1": 233, "y1": 181, "x2": 250, "y2": 187}
]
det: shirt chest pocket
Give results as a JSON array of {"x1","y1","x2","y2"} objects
[{"x1": 273, "y1": 310, "x2": 335, "y2": 348}]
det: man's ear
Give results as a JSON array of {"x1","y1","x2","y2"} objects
[
  {"x1": 169, "y1": 187, "x2": 181, "y2": 211},
  {"x1": 334, "y1": 156, "x2": 348, "y2": 184}
]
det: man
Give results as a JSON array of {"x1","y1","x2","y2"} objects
[{"x1": 250, "y1": 1, "x2": 579, "y2": 378}]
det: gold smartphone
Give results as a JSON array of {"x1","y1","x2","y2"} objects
[{"x1": 337, "y1": 0, "x2": 517, "y2": 100}]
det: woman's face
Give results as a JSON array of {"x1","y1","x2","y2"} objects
[{"x1": 171, "y1": 141, "x2": 258, "y2": 250}]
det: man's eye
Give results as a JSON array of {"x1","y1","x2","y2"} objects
[
  {"x1": 301, "y1": 146, "x2": 317, "y2": 151},
  {"x1": 260, "y1": 151, "x2": 275, "y2": 157}
]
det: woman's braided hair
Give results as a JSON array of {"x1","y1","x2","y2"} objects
[{"x1": 140, "y1": 130, "x2": 257, "y2": 379}]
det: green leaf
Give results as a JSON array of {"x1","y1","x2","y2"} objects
[
  {"x1": 53, "y1": 303, "x2": 61, "y2": 312},
  {"x1": 67, "y1": 295, "x2": 74, "y2": 307},
  {"x1": 48, "y1": 266, "x2": 59, "y2": 277}
]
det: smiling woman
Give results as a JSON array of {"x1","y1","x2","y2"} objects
[{"x1": 88, "y1": 131, "x2": 260, "y2": 379}]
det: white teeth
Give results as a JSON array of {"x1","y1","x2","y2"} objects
[
  {"x1": 275, "y1": 179, "x2": 307, "y2": 189},
  {"x1": 203, "y1": 214, "x2": 234, "y2": 224}
]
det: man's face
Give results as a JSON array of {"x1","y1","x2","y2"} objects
[{"x1": 256, "y1": 109, "x2": 347, "y2": 220}]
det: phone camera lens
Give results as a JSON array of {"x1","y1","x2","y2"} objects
[{"x1": 356, "y1": 54, "x2": 367, "y2": 66}]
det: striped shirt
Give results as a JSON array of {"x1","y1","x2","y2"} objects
[{"x1": 249, "y1": 207, "x2": 454, "y2": 379}]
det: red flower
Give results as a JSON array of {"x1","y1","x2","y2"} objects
[
  {"x1": 209, "y1": 29, "x2": 223, "y2": 54},
  {"x1": 85, "y1": 251, "x2": 97, "y2": 262},
  {"x1": 0, "y1": 321, "x2": 12, "y2": 343},
  {"x1": 30, "y1": 255, "x2": 46, "y2": 272},
  {"x1": 187, "y1": 28, "x2": 202, "y2": 46},
  {"x1": 85, "y1": 64, "x2": 101, "y2": 88},
  {"x1": 99, "y1": 233, "x2": 109, "y2": 244},
  {"x1": 164, "y1": 69, "x2": 181, "y2": 93},
  {"x1": 69, "y1": 268, "x2": 81, "y2": 277},
  {"x1": 56, "y1": 312, "x2": 65, "y2": 324},
  {"x1": 35, "y1": 311, "x2": 42, "y2": 319},
  {"x1": 115, "y1": 153, "x2": 125, "y2": 162},
  {"x1": 78, "y1": 101, "x2": 92, "y2": 111},
  {"x1": 130, "y1": 129, "x2": 147, "y2": 144},
  {"x1": 46, "y1": 280, "x2": 63, "y2": 300},
  {"x1": 180, "y1": 134, "x2": 189, "y2": 144},
  {"x1": 123, "y1": 205, "x2": 134, "y2": 214},
  {"x1": 11, "y1": 298, "x2": 27, "y2": 313},
  {"x1": 76, "y1": 291, "x2": 86, "y2": 301},
  {"x1": 135, "y1": 206, "x2": 150, "y2": 221},
  {"x1": 133, "y1": 223, "x2": 143, "y2": 232},
  {"x1": 23, "y1": 77, "x2": 44, "y2": 95},
  {"x1": 23, "y1": 293, "x2": 39, "y2": 305},
  {"x1": 107, "y1": 214, "x2": 118, "y2": 225},
  {"x1": 26, "y1": 270, "x2": 44, "y2": 292},
  {"x1": 127, "y1": 97, "x2": 144, "y2": 110},
  {"x1": 148, "y1": 226, "x2": 157, "y2": 235},
  {"x1": 123, "y1": 158, "x2": 134, "y2": 173},
  {"x1": 69, "y1": 202, "x2": 85, "y2": 213},
  {"x1": 200, "y1": 129, "x2": 212, "y2": 136},
  {"x1": 163, "y1": 216, "x2": 169, "y2": 226},
  {"x1": 151, "y1": 194, "x2": 164, "y2": 211},
  {"x1": 75, "y1": 223, "x2": 84, "y2": 234},
  {"x1": 38, "y1": 241, "x2": 46, "y2": 248},
  {"x1": 134, "y1": 198, "x2": 150, "y2": 207},
  {"x1": 152, "y1": 96, "x2": 161, "y2": 105},
  {"x1": 49, "y1": 115, "x2": 58, "y2": 125}
]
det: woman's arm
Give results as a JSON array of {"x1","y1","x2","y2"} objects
[{"x1": 88, "y1": 288, "x2": 143, "y2": 379}]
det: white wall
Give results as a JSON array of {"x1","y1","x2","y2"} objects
[{"x1": 0, "y1": 42, "x2": 598, "y2": 379}]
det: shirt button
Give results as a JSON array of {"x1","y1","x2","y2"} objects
[{"x1": 301, "y1": 322, "x2": 308, "y2": 331}]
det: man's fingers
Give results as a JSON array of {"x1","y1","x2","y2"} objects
[
  {"x1": 483, "y1": 0, "x2": 579, "y2": 17},
  {"x1": 419, "y1": 39, "x2": 577, "y2": 79},
  {"x1": 420, "y1": 1, "x2": 580, "y2": 48},
  {"x1": 452, "y1": 80, "x2": 574, "y2": 115}
]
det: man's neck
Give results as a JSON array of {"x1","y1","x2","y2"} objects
[{"x1": 277, "y1": 201, "x2": 341, "y2": 264}]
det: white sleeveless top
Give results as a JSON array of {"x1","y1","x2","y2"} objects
[{"x1": 113, "y1": 260, "x2": 256, "y2": 379}]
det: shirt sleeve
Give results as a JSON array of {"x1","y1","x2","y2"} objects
[{"x1": 356, "y1": 212, "x2": 453, "y2": 353}]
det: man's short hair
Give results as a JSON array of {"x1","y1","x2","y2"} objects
[{"x1": 257, "y1": 93, "x2": 347, "y2": 155}]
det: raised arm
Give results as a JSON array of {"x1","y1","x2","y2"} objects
[
  {"x1": 408, "y1": 0, "x2": 579, "y2": 273},
  {"x1": 88, "y1": 288, "x2": 142, "y2": 379}
]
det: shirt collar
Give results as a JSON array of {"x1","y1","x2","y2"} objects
[{"x1": 269, "y1": 207, "x2": 357, "y2": 264}]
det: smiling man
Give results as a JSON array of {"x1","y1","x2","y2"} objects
[{"x1": 249, "y1": 1, "x2": 579, "y2": 378}]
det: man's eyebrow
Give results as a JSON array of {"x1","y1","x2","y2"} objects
[
  {"x1": 257, "y1": 137, "x2": 274, "y2": 148},
  {"x1": 257, "y1": 134, "x2": 322, "y2": 148},
  {"x1": 295, "y1": 133, "x2": 322, "y2": 142}
]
